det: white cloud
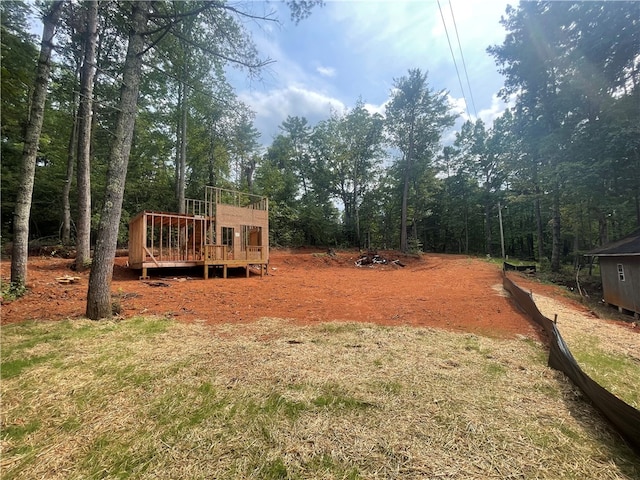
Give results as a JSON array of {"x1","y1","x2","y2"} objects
[
  {"x1": 441, "y1": 93, "x2": 469, "y2": 145},
  {"x1": 230, "y1": 0, "x2": 511, "y2": 147},
  {"x1": 442, "y1": 90, "x2": 515, "y2": 145},
  {"x1": 364, "y1": 98, "x2": 390, "y2": 117},
  {"x1": 447, "y1": 93, "x2": 470, "y2": 120},
  {"x1": 478, "y1": 93, "x2": 513, "y2": 126},
  {"x1": 318, "y1": 1, "x2": 509, "y2": 112},
  {"x1": 328, "y1": 2, "x2": 445, "y2": 69},
  {"x1": 316, "y1": 65, "x2": 337, "y2": 78},
  {"x1": 239, "y1": 86, "x2": 345, "y2": 143}
]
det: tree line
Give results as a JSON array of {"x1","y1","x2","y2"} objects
[{"x1": 2, "y1": 1, "x2": 638, "y2": 318}]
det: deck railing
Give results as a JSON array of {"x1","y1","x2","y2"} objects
[
  {"x1": 208, "y1": 186, "x2": 268, "y2": 211},
  {"x1": 204, "y1": 244, "x2": 265, "y2": 262},
  {"x1": 186, "y1": 187, "x2": 268, "y2": 219},
  {"x1": 142, "y1": 211, "x2": 206, "y2": 263},
  {"x1": 184, "y1": 198, "x2": 207, "y2": 217},
  {"x1": 246, "y1": 246, "x2": 264, "y2": 261},
  {"x1": 204, "y1": 244, "x2": 229, "y2": 261}
]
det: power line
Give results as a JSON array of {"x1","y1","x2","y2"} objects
[
  {"x1": 449, "y1": 0, "x2": 478, "y2": 119},
  {"x1": 436, "y1": 0, "x2": 471, "y2": 120}
]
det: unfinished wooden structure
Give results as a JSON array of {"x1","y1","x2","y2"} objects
[{"x1": 128, "y1": 187, "x2": 268, "y2": 279}]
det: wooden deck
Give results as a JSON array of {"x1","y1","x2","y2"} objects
[
  {"x1": 133, "y1": 257, "x2": 267, "y2": 279},
  {"x1": 202, "y1": 244, "x2": 266, "y2": 278},
  {"x1": 128, "y1": 187, "x2": 269, "y2": 279},
  {"x1": 129, "y1": 226, "x2": 268, "y2": 279}
]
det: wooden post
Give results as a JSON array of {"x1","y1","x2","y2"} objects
[
  {"x1": 150, "y1": 214, "x2": 154, "y2": 261},
  {"x1": 498, "y1": 200, "x2": 505, "y2": 259}
]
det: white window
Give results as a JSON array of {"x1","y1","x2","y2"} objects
[{"x1": 617, "y1": 264, "x2": 625, "y2": 281}]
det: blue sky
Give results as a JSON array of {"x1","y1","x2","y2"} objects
[
  {"x1": 29, "y1": 0, "x2": 513, "y2": 145},
  {"x1": 231, "y1": 0, "x2": 514, "y2": 145}
]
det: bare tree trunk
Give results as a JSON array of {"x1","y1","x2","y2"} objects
[
  {"x1": 354, "y1": 199, "x2": 361, "y2": 248},
  {"x1": 400, "y1": 170, "x2": 410, "y2": 253},
  {"x1": 635, "y1": 189, "x2": 640, "y2": 228},
  {"x1": 635, "y1": 168, "x2": 640, "y2": 227},
  {"x1": 176, "y1": 82, "x2": 187, "y2": 213},
  {"x1": 208, "y1": 143, "x2": 217, "y2": 187},
  {"x1": 551, "y1": 185, "x2": 561, "y2": 272},
  {"x1": 534, "y1": 190, "x2": 544, "y2": 262},
  {"x1": 464, "y1": 196, "x2": 469, "y2": 254},
  {"x1": 353, "y1": 174, "x2": 361, "y2": 248},
  {"x1": 86, "y1": 1, "x2": 149, "y2": 320},
  {"x1": 179, "y1": 86, "x2": 188, "y2": 211},
  {"x1": 599, "y1": 213, "x2": 609, "y2": 245},
  {"x1": 484, "y1": 192, "x2": 492, "y2": 256},
  {"x1": 411, "y1": 218, "x2": 418, "y2": 250},
  {"x1": 244, "y1": 155, "x2": 257, "y2": 193},
  {"x1": 174, "y1": 82, "x2": 182, "y2": 205},
  {"x1": 76, "y1": 0, "x2": 98, "y2": 271},
  {"x1": 62, "y1": 3, "x2": 83, "y2": 246},
  {"x1": 400, "y1": 124, "x2": 415, "y2": 253},
  {"x1": 62, "y1": 92, "x2": 79, "y2": 245},
  {"x1": 10, "y1": 2, "x2": 64, "y2": 287}
]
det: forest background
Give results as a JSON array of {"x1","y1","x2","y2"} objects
[{"x1": 2, "y1": 1, "x2": 639, "y2": 287}]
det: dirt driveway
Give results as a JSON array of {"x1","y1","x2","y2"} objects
[{"x1": 0, "y1": 248, "x2": 617, "y2": 339}]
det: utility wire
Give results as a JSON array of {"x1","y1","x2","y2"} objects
[
  {"x1": 436, "y1": 0, "x2": 471, "y2": 120},
  {"x1": 449, "y1": 0, "x2": 478, "y2": 119}
]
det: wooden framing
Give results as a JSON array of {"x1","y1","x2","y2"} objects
[{"x1": 128, "y1": 187, "x2": 269, "y2": 279}]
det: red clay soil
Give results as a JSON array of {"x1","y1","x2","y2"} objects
[{"x1": 0, "y1": 249, "x2": 607, "y2": 339}]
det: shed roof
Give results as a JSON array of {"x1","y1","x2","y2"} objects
[{"x1": 586, "y1": 228, "x2": 640, "y2": 257}]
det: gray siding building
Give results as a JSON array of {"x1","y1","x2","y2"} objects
[{"x1": 587, "y1": 229, "x2": 640, "y2": 316}]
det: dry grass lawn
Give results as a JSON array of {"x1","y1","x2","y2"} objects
[
  {"x1": 1, "y1": 316, "x2": 639, "y2": 479},
  {"x1": 533, "y1": 294, "x2": 640, "y2": 409}
]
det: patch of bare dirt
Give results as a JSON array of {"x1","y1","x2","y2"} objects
[{"x1": 2, "y1": 249, "x2": 632, "y2": 340}]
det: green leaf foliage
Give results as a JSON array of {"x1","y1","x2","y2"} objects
[{"x1": 3, "y1": 0, "x2": 637, "y2": 262}]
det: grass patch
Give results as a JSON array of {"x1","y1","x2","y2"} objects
[
  {"x1": 569, "y1": 335, "x2": 640, "y2": 408},
  {"x1": 1, "y1": 353, "x2": 56, "y2": 379},
  {"x1": 125, "y1": 315, "x2": 172, "y2": 336},
  {"x1": 371, "y1": 380, "x2": 403, "y2": 394},
  {"x1": 311, "y1": 385, "x2": 374, "y2": 410},
  {"x1": 529, "y1": 293, "x2": 640, "y2": 411},
  {"x1": 2, "y1": 420, "x2": 41, "y2": 441},
  {"x1": 257, "y1": 457, "x2": 289, "y2": 479},
  {"x1": 305, "y1": 454, "x2": 361, "y2": 479},
  {"x1": 1, "y1": 317, "x2": 638, "y2": 479},
  {"x1": 260, "y1": 392, "x2": 308, "y2": 420},
  {"x1": 80, "y1": 434, "x2": 156, "y2": 479},
  {"x1": 317, "y1": 322, "x2": 363, "y2": 335},
  {"x1": 485, "y1": 361, "x2": 507, "y2": 377}
]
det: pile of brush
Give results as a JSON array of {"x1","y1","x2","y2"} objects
[{"x1": 355, "y1": 251, "x2": 404, "y2": 268}]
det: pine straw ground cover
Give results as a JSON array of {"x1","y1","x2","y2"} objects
[
  {"x1": 532, "y1": 294, "x2": 640, "y2": 410},
  {"x1": 1, "y1": 317, "x2": 639, "y2": 479}
]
